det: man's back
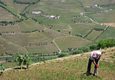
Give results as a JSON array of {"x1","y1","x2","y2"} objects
[{"x1": 90, "y1": 50, "x2": 101, "y2": 60}]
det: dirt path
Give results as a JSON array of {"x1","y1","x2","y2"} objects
[{"x1": 101, "y1": 23, "x2": 115, "y2": 28}]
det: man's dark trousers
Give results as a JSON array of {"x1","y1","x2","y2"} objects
[{"x1": 87, "y1": 58, "x2": 99, "y2": 75}]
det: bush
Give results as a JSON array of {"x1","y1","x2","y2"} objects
[
  {"x1": 78, "y1": 47, "x2": 90, "y2": 52},
  {"x1": 15, "y1": 54, "x2": 31, "y2": 69},
  {"x1": 97, "y1": 39, "x2": 115, "y2": 48},
  {"x1": 89, "y1": 44, "x2": 99, "y2": 50},
  {"x1": 71, "y1": 46, "x2": 90, "y2": 55},
  {"x1": 72, "y1": 49, "x2": 83, "y2": 54},
  {"x1": 58, "y1": 52, "x2": 68, "y2": 57}
]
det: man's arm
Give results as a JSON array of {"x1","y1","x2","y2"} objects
[
  {"x1": 93, "y1": 60, "x2": 99, "y2": 68},
  {"x1": 92, "y1": 60, "x2": 96, "y2": 65}
]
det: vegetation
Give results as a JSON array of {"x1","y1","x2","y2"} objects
[
  {"x1": 0, "y1": 47, "x2": 115, "y2": 80},
  {"x1": 58, "y1": 52, "x2": 69, "y2": 57},
  {"x1": 15, "y1": 54, "x2": 30, "y2": 69},
  {"x1": 13, "y1": 0, "x2": 40, "y2": 4},
  {"x1": 0, "y1": 64, "x2": 5, "y2": 75},
  {"x1": 97, "y1": 39, "x2": 115, "y2": 48},
  {"x1": 0, "y1": 0, "x2": 115, "y2": 55},
  {"x1": 70, "y1": 39, "x2": 115, "y2": 55},
  {"x1": 0, "y1": 1, "x2": 115, "y2": 79}
]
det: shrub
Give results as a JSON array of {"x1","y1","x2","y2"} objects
[
  {"x1": 15, "y1": 54, "x2": 31, "y2": 69},
  {"x1": 97, "y1": 39, "x2": 115, "y2": 48},
  {"x1": 23, "y1": 54, "x2": 31, "y2": 69},
  {"x1": 58, "y1": 52, "x2": 68, "y2": 57},
  {"x1": 78, "y1": 47, "x2": 90, "y2": 52},
  {"x1": 89, "y1": 44, "x2": 99, "y2": 50},
  {"x1": 72, "y1": 49, "x2": 83, "y2": 54},
  {"x1": 71, "y1": 46, "x2": 90, "y2": 55},
  {"x1": 0, "y1": 64, "x2": 5, "y2": 75}
]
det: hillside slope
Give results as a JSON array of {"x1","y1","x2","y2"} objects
[
  {"x1": 0, "y1": 0, "x2": 115, "y2": 55},
  {"x1": 0, "y1": 47, "x2": 115, "y2": 80}
]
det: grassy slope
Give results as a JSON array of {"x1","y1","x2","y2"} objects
[
  {"x1": 97, "y1": 27, "x2": 115, "y2": 40},
  {"x1": 0, "y1": 7, "x2": 16, "y2": 21},
  {"x1": 1, "y1": 0, "x2": 28, "y2": 13},
  {"x1": 55, "y1": 36, "x2": 91, "y2": 50},
  {"x1": 1, "y1": 47, "x2": 115, "y2": 80},
  {"x1": 0, "y1": 37, "x2": 28, "y2": 55}
]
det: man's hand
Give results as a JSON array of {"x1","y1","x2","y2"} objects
[{"x1": 95, "y1": 64, "x2": 99, "y2": 68}]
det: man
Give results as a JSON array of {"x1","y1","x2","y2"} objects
[{"x1": 86, "y1": 50, "x2": 102, "y2": 76}]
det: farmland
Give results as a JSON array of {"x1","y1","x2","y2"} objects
[
  {"x1": 0, "y1": 0, "x2": 115, "y2": 67},
  {"x1": 0, "y1": 7, "x2": 17, "y2": 21},
  {"x1": 0, "y1": 0, "x2": 28, "y2": 13},
  {"x1": 0, "y1": 0, "x2": 115, "y2": 79},
  {"x1": 55, "y1": 36, "x2": 91, "y2": 50}
]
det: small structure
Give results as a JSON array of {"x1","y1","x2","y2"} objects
[
  {"x1": 94, "y1": 4, "x2": 98, "y2": 7},
  {"x1": 43, "y1": 15, "x2": 60, "y2": 19},
  {"x1": 49, "y1": 15, "x2": 55, "y2": 19},
  {"x1": 48, "y1": 15, "x2": 60, "y2": 19},
  {"x1": 32, "y1": 11, "x2": 42, "y2": 15},
  {"x1": 80, "y1": 12, "x2": 84, "y2": 16}
]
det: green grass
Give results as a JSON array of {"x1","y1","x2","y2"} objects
[
  {"x1": 26, "y1": 0, "x2": 84, "y2": 26},
  {"x1": 14, "y1": 0, "x2": 39, "y2": 4},
  {"x1": 87, "y1": 10, "x2": 115, "y2": 23},
  {"x1": 86, "y1": 30, "x2": 103, "y2": 41},
  {"x1": 1, "y1": 48, "x2": 115, "y2": 80},
  {"x1": 97, "y1": 27, "x2": 115, "y2": 40},
  {"x1": 0, "y1": 0, "x2": 28, "y2": 13},
  {"x1": 55, "y1": 36, "x2": 91, "y2": 50},
  {"x1": 1, "y1": 30, "x2": 61, "y2": 54},
  {"x1": 19, "y1": 19, "x2": 39, "y2": 32},
  {"x1": 0, "y1": 0, "x2": 115, "y2": 55},
  {"x1": 81, "y1": 0, "x2": 115, "y2": 7},
  {"x1": 0, "y1": 7, "x2": 17, "y2": 21},
  {"x1": 3, "y1": 62, "x2": 16, "y2": 68},
  {"x1": 0, "y1": 2, "x2": 22, "y2": 19},
  {"x1": 71, "y1": 23, "x2": 95, "y2": 36},
  {"x1": 0, "y1": 37, "x2": 28, "y2": 55},
  {"x1": 26, "y1": 42, "x2": 58, "y2": 54}
]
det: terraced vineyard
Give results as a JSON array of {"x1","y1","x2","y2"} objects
[
  {"x1": 0, "y1": 0, "x2": 115, "y2": 57},
  {"x1": 0, "y1": 0, "x2": 115, "y2": 79}
]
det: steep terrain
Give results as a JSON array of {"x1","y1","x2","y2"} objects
[
  {"x1": 0, "y1": 47, "x2": 115, "y2": 80},
  {"x1": 0, "y1": 0, "x2": 115, "y2": 55}
]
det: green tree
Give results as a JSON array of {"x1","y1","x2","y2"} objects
[
  {"x1": 16, "y1": 55, "x2": 24, "y2": 69},
  {"x1": 23, "y1": 54, "x2": 31, "y2": 69},
  {"x1": 97, "y1": 39, "x2": 115, "y2": 48}
]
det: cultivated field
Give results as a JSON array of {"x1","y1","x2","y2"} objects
[
  {"x1": 1, "y1": 0, "x2": 28, "y2": 13},
  {"x1": 0, "y1": 1, "x2": 115, "y2": 79},
  {"x1": 0, "y1": 0, "x2": 115, "y2": 55},
  {"x1": 0, "y1": 7, "x2": 16, "y2": 21},
  {"x1": 55, "y1": 36, "x2": 91, "y2": 50}
]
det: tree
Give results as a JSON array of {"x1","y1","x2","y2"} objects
[
  {"x1": 16, "y1": 55, "x2": 24, "y2": 69},
  {"x1": 16, "y1": 54, "x2": 31, "y2": 69},
  {"x1": 23, "y1": 54, "x2": 31, "y2": 69}
]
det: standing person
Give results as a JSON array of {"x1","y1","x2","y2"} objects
[{"x1": 86, "y1": 50, "x2": 102, "y2": 76}]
